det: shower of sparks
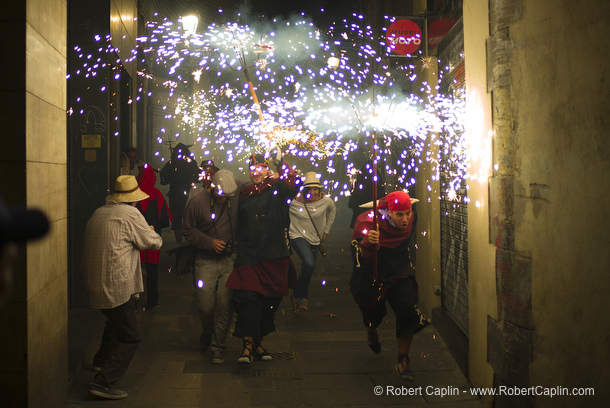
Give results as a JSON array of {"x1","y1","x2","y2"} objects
[{"x1": 68, "y1": 10, "x2": 468, "y2": 203}]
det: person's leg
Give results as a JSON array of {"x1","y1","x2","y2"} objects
[
  {"x1": 210, "y1": 255, "x2": 235, "y2": 352},
  {"x1": 252, "y1": 295, "x2": 282, "y2": 361},
  {"x1": 93, "y1": 298, "x2": 141, "y2": 387},
  {"x1": 359, "y1": 300, "x2": 387, "y2": 354},
  {"x1": 232, "y1": 290, "x2": 262, "y2": 337},
  {"x1": 92, "y1": 315, "x2": 118, "y2": 369},
  {"x1": 170, "y1": 195, "x2": 187, "y2": 244},
  {"x1": 291, "y1": 237, "x2": 318, "y2": 300},
  {"x1": 386, "y1": 278, "x2": 419, "y2": 380},
  {"x1": 260, "y1": 295, "x2": 282, "y2": 337},
  {"x1": 145, "y1": 263, "x2": 159, "y2": 308},
  {"x1": 194, "y1": 258, "x2": 217, "y2": 350},
  {"x1": 232, "y1": 290, "x2": 262, "y2": 363}
]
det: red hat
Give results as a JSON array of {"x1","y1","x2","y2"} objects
[
  {"x1": 358, "y1": 191, "x2": 419, "y2": 210},
  {"x1": 382, "y1": 191, "x2": 414, "y2": 212}
]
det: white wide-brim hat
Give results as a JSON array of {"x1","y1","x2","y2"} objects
[
  {"x1": 106, "y1": 175, "x2": 149, "y2": 203},
  {"x1": 302, "y1": 171, "x2": 323, "y2": 188}
]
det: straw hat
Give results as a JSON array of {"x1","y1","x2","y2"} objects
[
  {"x1": 107, "y1": 175, "x2": 149, "y2": 203},
  {"x1": 302, "y1": 172, "x2": 323, "y2": 188}
]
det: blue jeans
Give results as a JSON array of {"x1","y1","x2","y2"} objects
[{"x1": 290, "y1": 237, "x2": 319, "y2": 299}]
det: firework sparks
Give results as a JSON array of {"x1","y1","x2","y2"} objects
[{"x1": 69, "y1": 10, "x2": 468, "y2": 202}]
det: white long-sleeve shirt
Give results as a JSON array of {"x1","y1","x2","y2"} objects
[
  {"x1": 81, "y1": 202, "x2": 162, "y2": 309},
  {"x1": 288, "y1": 196, "x2": 336, "y2": 245}
]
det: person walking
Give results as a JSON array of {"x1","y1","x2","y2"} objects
[
  {"x1": 182, "y1": 169, "x2": 244, "y2": 365},
  {"x1": 226, "y1": 153, "x2": 299, "y2": 364},
  {"x1": 288, "y1": 172, "x2": 336, "y2": 314},
  {"x1": 81, "y1": 175, "x2": 163, "y2": 399},
  {"x1": 350, "y1": 190, "x2": 420, "y2": 381},
  {"x1": 160, "y1": 143, "x2": 200, "y2": 244},
  {"x1": 136, "y1": 164, "x2": 172, "y2": 310}
]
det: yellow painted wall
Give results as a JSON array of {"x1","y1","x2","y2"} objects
[{"x1": 462, "y1": 0, "x2": 496, "y2": 403}]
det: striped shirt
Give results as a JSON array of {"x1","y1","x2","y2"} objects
[{"x1": 81, "y1": 202, "x2": 163, "y2": 309}]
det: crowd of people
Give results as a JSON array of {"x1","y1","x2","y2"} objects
[{"x1": 80, "y1": 146, "x2": 424, "y2": 399}]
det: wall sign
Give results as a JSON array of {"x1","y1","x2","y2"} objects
[{"x1": 386, "y1": 18, "x2": 424, "y2": 57}]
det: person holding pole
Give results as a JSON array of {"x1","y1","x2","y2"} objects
[{"x1": 349, "y1": 190, "x2": 420, "y2": 381}]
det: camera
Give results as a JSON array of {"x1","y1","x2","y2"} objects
[{"x1": 221, "y1": 242, "x2": 234, "y2": 257}]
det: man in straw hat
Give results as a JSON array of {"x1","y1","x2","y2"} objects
[
  {"x1": 226, "y1": 152, "x2": 299, "y2": 364},
  {"x1": 81, "y1": 175, "x2": 163, "y2": 399},
  {"x1": 183, "y1": 169, "x2": 245, "y2": 365},
  {"x1": 350, "y1": 190, "x2": 421, "y2": 381}
]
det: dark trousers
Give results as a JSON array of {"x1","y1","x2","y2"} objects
[
  {"x1": 359, "y1": 277, "x2": 419, "y2": 338},
  {"x1": 232, "y1": 290, "x2": 281, "y2": 338},
  {"x1": 92, "y1": 297, "x2": 141, "y2": 387},
  {"x1": 145, "y1": 263, "x2": 159, "y2": 307}
]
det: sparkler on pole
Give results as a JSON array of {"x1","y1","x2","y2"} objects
[
  {"x1": 232, "y1": 32, "x2": 270, "y2": 142},
  {"x1": 371, "y1": 129, "x2": 379, "y2": 281}
]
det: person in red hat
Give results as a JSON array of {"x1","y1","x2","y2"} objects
[
  {"x1": 136, "y1": 164, "x2": 172, "y2": 310},
  {"x1": 226, "y1": 152, "x2": 299, "y2": 364},
  {"x1": 350, "y1": 190, "x2": 421, "y2": 381}
]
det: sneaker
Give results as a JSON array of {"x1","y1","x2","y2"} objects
[
  {"x1": 367, "y1": 327, "x2": 381, "y2": 354},
  {"x1": 92, "y1": 365, "x2": 102, "y2": 372},
  {"x1": 89, "y1": 382, "x2": 128, "y2": 400},
  {"x1": 395, "y1": 354, "x2": 414, "y2": 381},
  {"x1": 211, "y1": 350, "x2": 225, "y2": 365},
  {"x1": 298, "y1": 298, "x2": 309, "y2": 311},
  {"x1": 146, "y1": 303, "x2": 160, "y2": 311}
]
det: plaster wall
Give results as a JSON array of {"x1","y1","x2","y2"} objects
[
  {"x1": 509, "y1": 1, "x2": 610, "y2": 405},
  {"x1": 463, "y1": 0, "x2": 610, "y2": 406},
  {"x1": 462, "y1": 0, "x2": 496, "y2": 399}
]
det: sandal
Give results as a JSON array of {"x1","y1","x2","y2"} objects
[
  {"x1": 238, "y1": 337, "x2": 253, "y2": 364},
  {"x1": 252, "y1": 337, "x2": 273, "y2": 361},
  {"x1": 395, "y1": 354, "x2": 414, "y2": 381},
  {"x1": 290, "y1": 294, "x2": 300, "y2": 314},
  {"x1": 367, "y1": 326, "x2": 381, "y2": 354}
]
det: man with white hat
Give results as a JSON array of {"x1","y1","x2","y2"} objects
[
  {"x1": 350, "y1": 190, "x2": 421, "y2": 381},
  {"x1": 81, "y1": 175, "x2": 163, "y2": 400},
  {"x1": 182, "y1": 169, "x2": 245, "y2": 365}
]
